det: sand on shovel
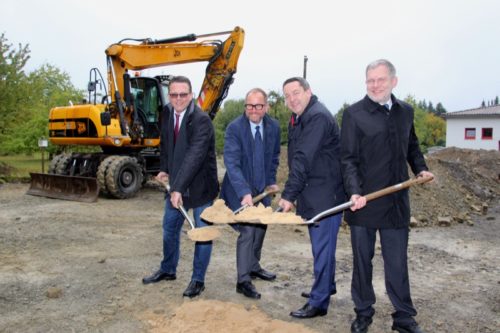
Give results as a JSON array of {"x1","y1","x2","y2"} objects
[
  {"x1": 234, "y1": 203, "x2": 273, "y2": 223},
  {"x1": 200, "y1": 199, "x2": 236, "y2": 224},
  {"x1": 259, "y1": 211, "x2": 304, "y2": 225},
  {"x1": 187, "y1": 226, "x2": 221, "y2": 242}
]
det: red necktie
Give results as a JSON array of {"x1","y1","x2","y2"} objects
[{"x1": 174, "y1": 113, "x2": 180, "y2": 143}]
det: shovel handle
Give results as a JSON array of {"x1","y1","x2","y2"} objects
[
  {"x1": 158, "y1": 180, "x2": 196, "y2": 230},
  {"x1": 364, "y1": 176, "x2": 433, "y2": 202},
  {"x1": 233, "y1": 186, "x2": 280, "y2": 214},
  {"x1": 305, "y1": 176, "x2": 433, "y2": 224}
]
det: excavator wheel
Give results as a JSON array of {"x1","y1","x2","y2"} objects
[
  {"x1": 48, "y1": 154, "x2": 64, "y2": 174},
  {"x1": 54, "y1": 154, "x2": 71, "y2": 175},
  {"x1": 105, "y1": 156, "x2": 143, "y2": 199},
  {"x1": 96, "y1": 155, "x2": 117, "y2": 195}
]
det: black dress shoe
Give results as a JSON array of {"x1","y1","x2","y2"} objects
[
  {"x1": 301, "y1": 289, "x2": 337, "y2": 298},
  {"x1": 182, "y1": 280, "x2": 205, "y2": 298},
  {"x1": 236, "y1": 281, "x2": 261, "y2": 299},
  {"x1": 351, "y1": 315, "x2": 373, "y2": 333},
  {"x1": 250, "y1": 268, "x2": 276, "y2": 281},
  {"x1": 142, "y1": 270, "x2": 176, "y2": 284},
  {"x1": 289, "y1": 303, "x2": 327, "y2": 319},
  {"x1": 391, "y1": 322, "x2": 425, "y2": 333}
]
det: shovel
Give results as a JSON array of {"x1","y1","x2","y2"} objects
[
  {"x1": 304, "y1": 176, "x2": 433, "y2": 224},
  {"x1": 233, "y1": 186, "x2": 280, "y2": 214},
  {"x1": 159, "y1": 180, "x2": 220, "y2": 242}
]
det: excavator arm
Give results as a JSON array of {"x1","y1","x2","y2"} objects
[{"x1": 105, "y1": 26, "x2": 244, "y2": 119}]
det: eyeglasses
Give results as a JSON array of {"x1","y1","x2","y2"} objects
[
  {"x1": 365, "y1": 77, "x2": 389, "y2": 86},
  {"x1": 169, "y1": 92, "x2": 190, "y2": 99},
  {"x1": 244, "y1": 104, "x2": 265, "y2": 110}
]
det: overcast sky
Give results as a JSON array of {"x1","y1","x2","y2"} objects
[{"x1": 2, "y1": 0, "x2": 499, "y2": 113}]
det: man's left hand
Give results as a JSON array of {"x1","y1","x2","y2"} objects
[{"x1": 418, "y1": 170, "x2": 435, "y2": 183}]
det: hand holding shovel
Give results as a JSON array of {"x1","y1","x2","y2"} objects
[{"x1": 157, "y1": 180, "x2": 220, "y2": 242}]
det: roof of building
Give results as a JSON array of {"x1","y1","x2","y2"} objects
[{"x1": 446, "y1": 105, "x2": 500, "y2": 118}]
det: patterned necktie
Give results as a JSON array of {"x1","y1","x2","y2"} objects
[
  {"x1": 174, "y1": 113, "x2": 180, "y2": 143},
  {"x1": 253, "y1": 125, "x2": 265, "y2": 192}
]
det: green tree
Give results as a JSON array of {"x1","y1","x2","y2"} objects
[
  {"x1": 213, "y1": 99, "x2": 244, "y2": 154},
  {"x1": 0, "y1": 34, "x2": 83, "y2": 154},
  {"x1": 0, "y1": 33, "x2": 30, "y2": 139},
  {"x1": 435, "y1": 102, "x2": 447, "y2": 116},
  {"x1": 404, "y1": 95, "x2": 446, "y2": 152},
  {"x1": 335, "y1": 102, "x2": 350, "y2": 126}
]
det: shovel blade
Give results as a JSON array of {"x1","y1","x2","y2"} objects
[{"x1": 27, "y1": 173, "x2": 99, "y2": 203}]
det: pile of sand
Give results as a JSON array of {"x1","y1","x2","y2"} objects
[{"x1": 143, "y1": 299, "x2": 317, "y2": 333}]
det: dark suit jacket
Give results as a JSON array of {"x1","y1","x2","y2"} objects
[
  {"x1": 281, "y1": 95, "x2": 345, "y2": 220},
  {"x1": 340, "y1": 95, "x2": 428, "y2": 228},
  {"x1": 159, "y1": 100, "x2": 219, "y2": 208},
  {"x1": 220, "y1": 113, "x2": 280, "y2": 211}
]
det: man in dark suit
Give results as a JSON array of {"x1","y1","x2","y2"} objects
[
  {"x1": 279, "y1": 77, "x2": 345, "y2": 318},
  {"x1": 341, "y1": 59, "x2": 433, "y2": 333},
  {"x1": 142, "y1": 76, "x2": 219, "y2": 298},
  {"x1": 220, "y1": 88, "x2": 281, "y2": 299}
]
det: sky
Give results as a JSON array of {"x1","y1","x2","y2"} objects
[{"x1": 2, "y1": 0, "x2": 500, "y2": 113}]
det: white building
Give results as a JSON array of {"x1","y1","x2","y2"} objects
[{"x1": 445, "y1": 105, "x2": 500, "y2": 151}]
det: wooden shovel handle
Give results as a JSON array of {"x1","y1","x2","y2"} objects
[
  {"x1": 364, "y1": 176, "x2": 433, "y2": 202},
  {"x1": 252, "y1": 186, "x2": 280, "y2": 204}
]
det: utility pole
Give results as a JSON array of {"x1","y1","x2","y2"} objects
[{"x1": 303, "y1": 55, "x2": 308, "y2": 79}]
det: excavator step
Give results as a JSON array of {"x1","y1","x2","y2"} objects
[{"x1": 27, "y1": 173, "x2": 99, "y2": 203}]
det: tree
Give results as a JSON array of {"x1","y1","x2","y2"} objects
[
  {"x1": 0, "y1": 33, "x2": 31, "y2": 138},
  {"x1": 335, "y1": 102, "x2": 350, "y2": 126},
  {"x1": 404, "y1": 95, "x2": 446, "y2": 152},
  {"x1": 435, "y1": 102, "x2": 447, "y2": 116},
  {"x1": 0, "y1": 33, "x2": 83, "y2": 154},
  {"x1": 213, "y1": 99, "x2": 245, "y2": 154},
  {"x1": 481, "y1": 100, "x2": 486, "y2": 108},
  {"x1": 495, "y1": 96, "x2": 499, "y2": 105}
]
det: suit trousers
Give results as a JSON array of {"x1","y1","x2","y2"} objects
[
  {"x1": 231, "y1": 223, "x2": 267, "y2": 282},
  {"x1": 160, "y1": 198, "x2": 213, "y2": 283},
  {"x1": 307, "y1": 213, "x2": 342, "y2": 311},
  {"x1": 350, "y1": 225, "x2": 417, "y2": 325}
]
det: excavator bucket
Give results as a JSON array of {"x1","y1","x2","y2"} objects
[{"x1": 27, "y1": 173, "x2": 99, "y2": 203}]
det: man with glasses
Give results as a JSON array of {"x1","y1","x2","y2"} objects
[
  {"x1": 220, "y1": 88, "x2": 280, "y2": 299},
  {"x1": 340, "y1": 59, "x2": 433, "y2": 333},
  {"x1": 279, "y1": 77, "x2": 345, "y2": 318},
  {"x1": 142, "y1": 76, "x2": 219, "y2": 299}
]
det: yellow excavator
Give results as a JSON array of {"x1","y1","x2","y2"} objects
[{"x1": 27, "y1": 27, "x2": 244, "y2": 202}]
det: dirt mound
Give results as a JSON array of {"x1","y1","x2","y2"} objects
[
  {"x1": 410, "y1": 147, "x2": 500, "y2": 227},
  {"x1": 143, "y1": 299, "x2": 316, "y2": 333}
]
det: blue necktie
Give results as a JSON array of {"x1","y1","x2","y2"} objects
[
  {"x1": 253, "y1": 125, "x2": 265, "y2": 192},
  {"x1": 384, "y1": 103, "x2": 390, "y2": 110}
]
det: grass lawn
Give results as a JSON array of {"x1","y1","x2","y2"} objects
[{"x1": 0, "y1": 153, "x2": 48, "y2": 180}]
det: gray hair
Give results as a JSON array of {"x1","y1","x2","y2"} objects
[
  {"x1": 245, "y1": 88, "x2": 268, "y2": 103},
  {"x1": 283, "y1": 76, "x2": 310, "y2": 90},
  {"x1": 365, "y1": 59, "x2": 396, "y2": 77}
]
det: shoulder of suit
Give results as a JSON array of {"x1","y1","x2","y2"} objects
[{"x1": 396, "y1": 99, "x2": 414, "y2": 112}]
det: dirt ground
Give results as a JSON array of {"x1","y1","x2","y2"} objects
[{"x1": 0, "y1": 148, "x2": 499, "y2": 333}]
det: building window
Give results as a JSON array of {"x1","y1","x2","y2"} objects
[
  {"x1": 482, "y1": 128, "x2": 493, "y2": 140},
  {"x1": 465, "y1": 128, "x2": 476, "y2": 140}
]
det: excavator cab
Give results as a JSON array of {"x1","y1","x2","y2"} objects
[{"x1": 129, "y1": 76, "x2": 164, "y2": 139}]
